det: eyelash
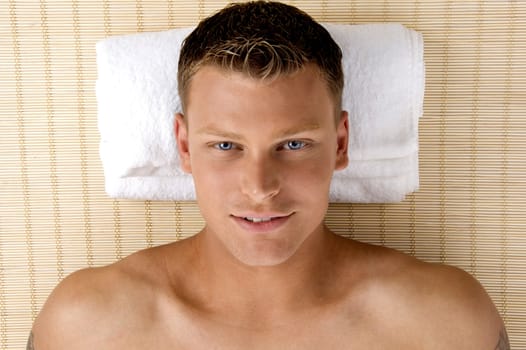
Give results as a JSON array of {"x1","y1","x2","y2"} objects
[
  {"x1": 282, "y1": 140, "x2": 307, "y2": 151},
  {"x1": 211, "y1": 140, "x2": 309, "y2": 152},
  {"x1": 214, "y1": 142, "x2": 236, "y2": 151}
]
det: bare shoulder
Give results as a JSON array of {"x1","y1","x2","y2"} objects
[
  {"x1": 349, "y1": 241, "x2": 508, "y2": 349},
  {"x1": 31, "y1": 243, "x2": 176, "y2": 349},
  {"x1": 31, "y1": 265, "x2": 117, "y2": 349},
  {"x1": 407, "y1": 261, "x2": 506, "y2": 347},
  {"x1": 439, "y1": 264, "x2": 508, "y2": 348}
]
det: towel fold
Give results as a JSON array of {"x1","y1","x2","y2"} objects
[{"x1": 96, "y1": 23, "x2": 424, "y2": 203}]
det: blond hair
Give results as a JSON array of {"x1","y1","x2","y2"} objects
[{"x1": 178, "y1": 1, "x2": 343, "y2": 115}]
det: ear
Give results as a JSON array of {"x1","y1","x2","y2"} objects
[
  {"x1": 174, "y1": 113, "x2": 192, "y2": 173},
  {"x1": 335, "y1": 111, "x2": 349, "y2": 171}
]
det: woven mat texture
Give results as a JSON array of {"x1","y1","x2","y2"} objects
[{"x1": 1, "y1": 1, "x2": 525, "y2": 348}]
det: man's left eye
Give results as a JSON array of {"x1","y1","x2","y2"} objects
[{"x1": 284, "y1": 140, "x2": 306, "y2": 150}]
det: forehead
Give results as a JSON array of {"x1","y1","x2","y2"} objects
[{"x1": 185, "y1": 65, "x2": 335, "y2": 129}]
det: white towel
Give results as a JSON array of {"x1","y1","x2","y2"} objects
[{"x1": 96, "y1": 23, "x2": 424, "y2": 203}]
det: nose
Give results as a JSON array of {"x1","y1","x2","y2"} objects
[{"x1": 240, "y1": 155, "x2": 281, "y2": 202}]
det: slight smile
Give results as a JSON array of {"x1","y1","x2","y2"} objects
[{"x1": 230, "y1": 213, "x2": 294, "y2": 233}]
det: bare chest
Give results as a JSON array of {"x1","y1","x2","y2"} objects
[{"x1": 109, "y1": 306, "x2": 417, "y2": 350}]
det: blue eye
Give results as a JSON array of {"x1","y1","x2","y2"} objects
[
  {"x1": 215, "y1": 142, "x2": 234, "y2": 151},
  {"x1": 284, "y1": 140, "x2": 306, "y2": 150}
]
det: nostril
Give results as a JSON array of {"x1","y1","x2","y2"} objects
[{"x1": 240, "y1": 159, "x2": 280, "y2": 201}]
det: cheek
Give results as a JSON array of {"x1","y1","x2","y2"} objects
[
  {"x1": 280, "y1": 160, "x2": 334, "y2": 207},
  {"x1": 288, "y1": 165, "x2": 328, "y2": 187},
  {"x1": 193, "y1": 164, "x2": 230, "y2": 188},
  {"x1": 193, "y1": 169, "x2": 232, "y2": 221},
  {"x1": 191, "y1": 158, "x2": 237, "y2": 200},
  {"x1": 289, "y1": 150, "x2": 336, "y2": 185}
]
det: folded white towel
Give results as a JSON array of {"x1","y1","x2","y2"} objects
[{"x1": 96, "y1": 23, "x2": 424, "y2": 203}]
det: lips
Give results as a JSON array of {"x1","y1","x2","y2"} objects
[
  {"x1": 231, "y1": 213, "x2": 293, "y2": 233},
  {"x1": 243, "y1": 217, "x2": 277, "y2": 223}
]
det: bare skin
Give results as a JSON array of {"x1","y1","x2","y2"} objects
[
  {"x1": 31, "y1": 66, "x2": 508, "y2": 349},
  {"x1": 30, "y1": 233, "x2": 508, "y2": 349}
]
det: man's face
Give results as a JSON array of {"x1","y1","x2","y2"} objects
[{"x1": 175, "y1": 65, "x2": 348, "y2": 267}]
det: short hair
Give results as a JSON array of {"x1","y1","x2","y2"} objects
[{"x1": 177, "y1": 1, "x2": 344, "y2": 115}]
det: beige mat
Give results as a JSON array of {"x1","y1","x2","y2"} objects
[{"x1": 1, "y1": 0, "x2": 525, "y2": 348}]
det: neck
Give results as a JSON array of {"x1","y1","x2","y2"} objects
[{"x1": 190, "y1": 224, "x2": 343, "y2": 319}]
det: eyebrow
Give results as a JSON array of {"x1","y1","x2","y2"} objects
[
  {"x1": 196, "y1": 126, "x2": 245, "y2": 141},
  {"x1": 196, "y1": 123, "x2": 321, "y2": 141},
  {"x1": 276, "y1": 123, "x2": 321, "y2": 138}
]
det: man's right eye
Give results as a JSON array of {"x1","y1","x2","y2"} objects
[{"x1": 214, "y1": 142, "x2": 234, "y2": 151}]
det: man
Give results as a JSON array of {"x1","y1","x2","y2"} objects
[{"x1": 31, "y1": 1, "x2": 509, "y2": 349}]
